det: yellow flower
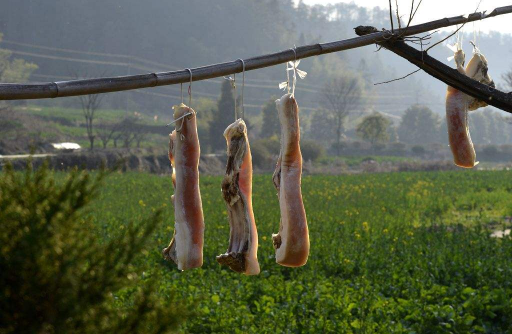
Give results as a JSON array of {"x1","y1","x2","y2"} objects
[
  {"x1": 383, "y1": 229, "x2": 389, "y2": 234},
  {"x1": 362, "y1": 222, "x2": 369, "y2": 232}
]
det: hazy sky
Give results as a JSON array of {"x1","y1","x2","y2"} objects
[{"x1": 295, "y1": 0, "x2": 512, "y2": 34}]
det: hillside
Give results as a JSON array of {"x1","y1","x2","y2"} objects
[{"x1": 1, "y1": 0, "x2": 498, "y2": 117}]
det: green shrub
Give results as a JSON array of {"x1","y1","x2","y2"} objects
[
  {"x1": 372, "y1": 143, "x2": 386, "y2": 151},
  {"x1": 258, "y1": 135, "x2": 281, "y2": 156},
  {"x1": 0, "y1": 162, "x2": 184, "y2": 334},
  {"x1": 352, "y1": 141, "x2": 363, "y2": 149},
  {"x1": 300, "y1": 140, "x2": 325, "y2": 162},
  {"x1": 411, "y1": 145, "x2": 426, "y2": 155},
  {"x1": 482, "y1": 145, "x2": 499, "y2": 157},
  {"x1": 500, "y1": 144, "x2": 512, "y2": 155},
  {"x1": 251, "y1": 141, "x2": 272, "y2": 169},
  {"x1": 389, "y1": 142, "x2": 406, "y2": 152},
  {"x1": 330, "y1": 141, "x2": 348, "y2": 153}
]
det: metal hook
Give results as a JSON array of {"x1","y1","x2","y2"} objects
[{"x1": 237, "y1": 58, "x2": 245, "y2": 120}]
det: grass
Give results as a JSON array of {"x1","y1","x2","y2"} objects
[
  {"x1": 17, "y1": 105, "x2": 145, "y2": 123},
  {"x1": 319, "y1": 155, "x2": 414, "y2": 167},
  {"x1": 79, "y1": 170, "x2": 512, "y2": 333},
  {"x1": 10, "y1": 105, "x2": 170, "y2": 149}
]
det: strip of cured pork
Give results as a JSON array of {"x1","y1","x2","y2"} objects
[
  {"x1": 162, "y1": 103, "x2": 204, "y2": 270},
  {"x1": 446, "y1": 46, "x2": 476, "y2": 168},
  {"x1": 465, "y1": 42, "x2": 495, "y2": 111},
  {"x1": 216, "y1": 119, "x2": 260, "y2": 275},
  {"x1": 445, "y1": 42, "x2": 494, "y2": 168},
  {"x1": 272, "y1": 93, "x2": 309, "y2": 267}
]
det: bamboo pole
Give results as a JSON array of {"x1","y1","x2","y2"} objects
[{"x1": 0, "y1": 5, "x2": 511, "y2": 101}]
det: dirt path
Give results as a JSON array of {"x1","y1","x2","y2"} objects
[{"x1": 0, "y1": 153, "x2": 55, "y2": 160}]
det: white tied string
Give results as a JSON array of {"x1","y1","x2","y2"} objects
[
  {"x1": 446, "y1": 29, "x2": 463, "y2": 62},
  {"x1": 223, "y1": 71, "x2": 237, "y2": 120},
  {"x1": 237, "y1": 58, "x2": 245, "y2": 120},
  {"x1": 279, "y1": 47, "x2": 307, "y2": 96},
  {"x1": 167, "y1": 68, "x2": 193, "y2": 131}
]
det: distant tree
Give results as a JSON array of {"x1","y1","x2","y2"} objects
[
  {"x1": 96, "y1": 122, "x2": 123, "y2": 149},
  {"x1": 118, "y1": 117, "x2": 138, "y2": 148},
  {"x1": 300, "y1": 140, "x2": 325, "y2": 162},
  {"x1": 469, "y1": 111, "x2": 490, "y2": 144},
  {"x1": 322, "y1": 76, "x2": 362, "y2": 155},
  {"x1": 133, "y1": 130, "x2": 147, "y2": 148},
  {"x1": 0, "y1": 33, "x2": 37, "y2": 110},
  {"x1": 209, "y1": 80, "x2": 236, "y2": 152},
  {"x1": 387, "y1": 124, "x2": 399, "y2": 143},
  {"x1": 437, "y1": 119, "x2": 449, "y2": 145},
  {"x1": 78, "y1": 93, "x2": 103, "y2": 151},
  {"x1": 260, "y1": 97, "x2": 280, "y2": 138},
  {"x1": 487, "y1": 110, "x2": 509, "y2": 145},
  {"x1": 357, "y1": 58, "x2": 372, "y2": 88},
  {"x1": 504, "y1": 69, "x2": 512, "y2": 90},
  {"x1": 0, "y1": 33, "x2": 37, "y2": 84},
  {"x1": 307, "y1": 108, "x2": 337, "y2": 144},
  {"x1": 72, "y1": 71, "x2": 110, "y2": 151},
  {"x1": 397, "y1": 105, "x2": 440, "y2": 144},
  {"x1": 356, "y1": 112, "x2": 390, "y2": 145}
]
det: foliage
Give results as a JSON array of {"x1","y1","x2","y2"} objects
[
  {"x1": 250, "y1": 141, "x2": 272, "y2": 169},
  {"x1": 397, "y1": 105, "x2": 440, "y2": 145},
  {"x1": 356, "y1": 112, "x2": 390, "y2": 145},
  {"x1": 481, "y1": 145, "x2": 500, "y2": 159},
  {"x1": 411, "y1": 145, "x2": 426, "y2": 155},
  {"x1": 260, "y1": 97, "x2": 280, "y2": 139},
  {"x1": 322, "y1": 76, "x2": 363, "y2": 155},
  {"x1": 300, "y1": 139, "x2": 325, "y2": 162},
  {"x1": 389, "y1": 141, "x2": 406, "y2": 152},
  {"x1": 0, "y1": 33, "x2": 38, "y2": 84},
  {"x1": 78, "y1": 92, "x2": 104, "y2": 151},
  {"x1": 209, "y1": 80, "x2": 236, "y2": 152},
  {"x1": 469, "y1": 109, "x2": 510, "y2": 145},
  {"x1": 504, "y1": 68, "x2": 512, "y2": 91},
  {"x1": 257, "y1": 135, "x2": 280, "y2": 156},
  {"x1": 0, "y1": 163, "x2": 184, "y2": 333},
  {"x1": 307, "y1": 108, "x2": 337, "y2": 144},
  {"x1": 51, "y1": 169, "x2": 512, "y2": 333},
  {"x1": 329, "y1": 141, "x2": 348, "y2": 154}
]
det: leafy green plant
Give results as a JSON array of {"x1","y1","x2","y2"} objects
[
  {"x1": 0, "y1": 162, "x2": 185, "y2": 334},
  {"x1": 300, "y1": 139, "x2": 325, "y2": 162}
]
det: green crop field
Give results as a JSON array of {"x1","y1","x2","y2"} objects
[{"x1": 84, "y1": 171, "x2": 512, "y2": 333}]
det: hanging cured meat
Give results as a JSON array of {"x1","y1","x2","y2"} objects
[
  {"x1": 217, "y1": 119, "x2": 260, "y2": 275},
  {"x1": 445, "y1": 42, "x2": 494, "y2": 168},
  {"x1": 162, "y1": 103, "x2": 204, "y2": 270},
  {"x1": 446, "y1": 42, "x2": 477, "y2": 168},
  {"x1": 272, "y1": 93, "x2": 309, "y2": 267}
]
